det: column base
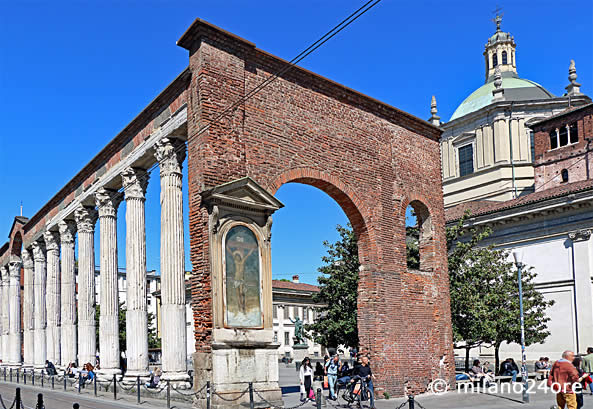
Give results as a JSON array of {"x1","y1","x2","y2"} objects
[
  {"x1": 161, "y1": 372, "x2": 192, "y2": 389},
  {"x1": 97, "y1": 368, "x2": 122, "y2": 381},
  {"x1": 122, "y1": 371, "x2": 151, "y2": 385}
]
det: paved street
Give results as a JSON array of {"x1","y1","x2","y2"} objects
[{"x1": 0, "y1": 381, "x2": 193, "y2": 409}]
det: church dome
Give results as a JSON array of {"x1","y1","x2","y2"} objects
[{"x1": 450, "y1": 76, "x2": 555, "y2": 121}]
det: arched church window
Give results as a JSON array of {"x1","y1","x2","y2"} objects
[
  {"x1": 492, "y1": 53, "x2": 498, "y2": 67},
  {"x1": 502, "y1": 51, "x2": 508, "y2": 65},
  {"x1": 569, "y1": 123, "x2": 578, "y2": 144},
  {"x1": 550, "y1": 129, "x2": 559, "y2": 149},
  {"x1": 224, "y1": 225, "x2": 262, "y2": 328}
]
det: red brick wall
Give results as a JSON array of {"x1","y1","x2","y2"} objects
[
  {"x1": 532, "y1": 105, "x2": 593, "y2": 190},
  {"x1": 183, "y1": 20, "x2": 454, "y2": 396}
]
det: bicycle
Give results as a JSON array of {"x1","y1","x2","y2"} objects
[{"x1": 335, "y1": 375, "x2": 374, "y2": 408}]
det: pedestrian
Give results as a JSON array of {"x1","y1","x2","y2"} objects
[
  {"x1": 352, "y1": 356, "x2": 375, "y2": 409},
  {"x1": 146, "y1": 368, "x2": 161, "y2": 388},
  {"x1": 499, "y1": 358, "x2": 519, "y2": 382},
  {"x1": 299, "y1": 357, "x2": 314, "y2": 402},
  {"x1": 45, "y1": 360, "x2": 57, "y2": 375},
  {"x1": 583, "y1": 347, "x2": 593, "y2": 395},
  {"x1": 326, "y1": 355, "x2": 340, "y2": 400},
  {"x1": 548, "y1": 351, "x2": 580, "y2": 409},
  {"x1": 572, "y1": 356, "x2": 591, "y2": 409}
]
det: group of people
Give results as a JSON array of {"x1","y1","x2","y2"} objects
[
  {"x1": 43, "y1": 360, "x2": 96, "y2": 387},
  {"x1": 298, "y1": 352, "x2": 375, "y2": 408},
  {"x1": 548, "y1": 348, "x2": 593, "y2": 409}
]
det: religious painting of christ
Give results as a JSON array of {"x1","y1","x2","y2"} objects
[{"x1": 224, "y1": 225, "x2": 262, "y2": 328}]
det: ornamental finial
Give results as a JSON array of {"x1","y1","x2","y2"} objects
[
  {"x1": 565, "y1": 59, "x2": 582, "y2": 96},
  {"x1": 492, "y1": 67, "x2": 505, "y2": 101},
  {"x1": 429, "y1": 96, "x2": 440, "y2": 126}
]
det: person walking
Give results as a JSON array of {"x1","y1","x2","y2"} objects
[
  {"x1": 352, "y1": 356, "x2": 375, "y2": 409},
  {"x1": 583, "y1": 347, "x2": 593, "y2": 395},
  {"x1": 299, "y1": 357, "x2": 314, "y2": 402},
  {"x1": 326, "y1": 355, "x2": 340, "y2": 400},
  {"x1": 548, "y1": 351, "x2": 581, "y2": 409},
  {"x1": 572, "y1": 356, "x2": 591, "y2": 409}
]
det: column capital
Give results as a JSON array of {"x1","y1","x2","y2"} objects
[
  {"x1": 8, "y1": 256, "x2": 22, "y2": 277},
  {"x1": 74, "y1": 205, "x2": 98, "y2": 233},
  {"x1": 22, "y1": 249, "x2": 34, "y2": 269},
  {"x1": 122, "y1": 167, "x2": 149, "y2": 200},
  {"x1": 569, "y1": 229, "x2": 592, "y2": 242},
  {"x1": 58, "y1": 220, "x2": 77, "y2": 245},
  {"x1": 95, "y1": 187, "x2": 123, "y2": 218},
  {"x1": 43, "y1": 230, "x2": 60, "y2": 252},
  {"x1": 31, "y1": 241, "x2": 46, "y2": 262},
  {"x1": 155, "y1": 137, "x2": 186, "y2": 177}
]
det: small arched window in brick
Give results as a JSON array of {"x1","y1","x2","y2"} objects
[
  {"x1": 405, "y1": 201, "x2": 434, "y2": 272},
  {"x1": 561, "y1": 169, "x2": 569, "y2": 183}
]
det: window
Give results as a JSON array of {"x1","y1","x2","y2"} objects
[
  {"x1": 502, "y1": 51, "x2": 507, "y2": 65},
  {"x1": 530, "y1": 131, "x2": 535, "y2": 162},
  {"x1": 458, "y1": 144, "x2": 474, "y2": 176},
  {"x1": 561, "y1": 169, "x2": 569, "y2": 183},
  {"x1": 314, "y1": 351, "x2": 319, "y2": 357},
  {"x1": 569, "y1": 123, "x2": 578, "y2": 144},
  {"x1": 284, "y1": 331, "x2": 290, "y2": 346},
  {"x1": 492, "y1": 53, "x2": 498, "y2": 67},
  {"x1": 303, "y1": 307, "x2": 308, "y2": 322},
  {"x1": 550, "y1": 130, "x2": 559, "y2": 149},
  {"x1": 559, "y1": 126, "x2": 569, "y2": 147},
  {"x1": 274, "y1": 331, "x2": 278, "y2": 343},
  {"x1": 273, "y1": 305, "x2": 277, "y2": 319}
]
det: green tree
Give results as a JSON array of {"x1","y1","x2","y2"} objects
[
  {"x1": 406, "y1": 225, "x2": 420, "y2": 269},
  {"x1": 445, "y1": 212, "x2": 554, "y2": 372},
  {"x1": 306, "y1": 224, "x2": 359, "y2": 349}
]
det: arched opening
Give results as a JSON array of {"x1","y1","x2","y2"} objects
[
  {"x1": 561, "y1": 169, "x2": 569, "y2": 183},
  {"x1": 502, "y1": 50, "x2": 508, "y2": 65},
  {"x1": 492, "y1": 52, "x2": 498, "y2": 67},
  {"x1": 405, "y1": 200, "x2": 434, "y2": 272},
  {"x1": 10, "y1": 231, "x2": 22, "y2": 257}
]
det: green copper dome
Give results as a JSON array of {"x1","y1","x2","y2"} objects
[{"x1": 450, "y1": 76, "x2": 555, "y2": 121}]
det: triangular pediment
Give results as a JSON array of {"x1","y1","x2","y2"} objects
[
  {"x1": 201, "y1": 177, "x2": 284, "y2": 213},
  {"x1": 8, "y1": 216, "x2": 27, "y2": 240},
  {"x1": 451, "y1": 131, "x2": 476, "y2": 146}
]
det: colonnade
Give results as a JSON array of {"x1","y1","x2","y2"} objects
[{"x1": 0, "y1": 137, "x2": 189, "y2": 385}]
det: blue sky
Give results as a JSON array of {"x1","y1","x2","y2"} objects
[{"x1": 1, "y1": 0, "x2": 591, "y2": 284}]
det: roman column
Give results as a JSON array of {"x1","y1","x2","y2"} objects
[
  {"x1": 95, "y1": 187, "x2": 123, "y2": 377},
  {"x1": 43, "y1": 230, "x2": 61, "y2": 367},
  {"x1": 0, "y1": 265, "x2": 8, "y2": 366},
  {"x1": 155, "y1": 137, "x2": 189, "y2": 385},
  {"x1": 22, "y1": 248, "x2": 35, "y2": 369},
  {"x1": 59, "y1": 220, "x2": 77, "y2": 367},
  {"x1": 121, "y1": 167, "x2": 150, "y2": 380},
  {"x1": 8, "y1": 256, "x2": 22, "y2": 367},
  {"x1": 74, "y1": 206, "x2": 98, "y2": 367},
  {"x1": 31, "y1": 241, "x2": 47, "y2": 369}
]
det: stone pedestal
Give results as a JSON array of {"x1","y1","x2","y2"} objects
[
  {"x1": 199, "y1": 177, "x2": 285, "y2": 409},
  {"x1": 292, "y1": 344, "x2": 309, "y2": 370}
]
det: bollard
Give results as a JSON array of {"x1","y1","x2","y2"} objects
[
  {"x1": 166, "y1": 380, "x2": 171, "y2": 409},
  {"x1": 15, "y1": 387, "x2": 21, "y2": 408},
  {"x1": 36, "y1": 393, "x2": 44, "y2": 409},
  {"x1": 206, "y1": 381, "x2": 211, "y2": 409},
  {"x1": 113, "y1": 374, "x2": 117, "y2": 401},
  {"x1": 10, "y1": 368, "x2": 12, "y2": 382},
  {"x1": 249, "y1": 382, "x2": 254, "y2": 409},
  {"x1": 17, "y1": 368, "x2": 20, "y2": 383},
  {"x1": 64, "y1": 372, "x2": 67, "y2": 391},
  {"x1": 24, "y1": 369, "x2": 26, "y2": 385},
  {"x1": 32, "y1": 369, "x2": 34, "y2": 386},
  {"x1": 408, "y1": 395, "x2": 415, "y2": 409},
  {"x1": 41, "y1": 370, "x2": 44, "y2": 387},
  {"x1": 52, "y1": 374, "x2": 54, "y2": 389},
  {"x1": 78, "y1": 374, "x2": 81, "y2": 394},
  {"x1": 3, "y1": 367, "x2": 5, "y2": 381},
  {"x1": 316, "y1": 388, "x2": 322, "y2": 409},
  {"x1": 94, "y1": 374, "x2": 97, "y2": 396},
  {"x1": 137, "y1": 376, "x2": 141, "y2": 404},
  {"x1": 73, "y1": 404, "x2": 80, "y2": 409}
]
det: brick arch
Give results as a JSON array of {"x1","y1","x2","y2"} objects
[
  {"x1": 10, "y1": 231, "x2": 23, "y2": 257},
  {"x1": 268, "y1": 167, "x2": 374, "y2": 265},
  {"x1": 400, "y1": 194, "x2": 435, "y2": 272}
]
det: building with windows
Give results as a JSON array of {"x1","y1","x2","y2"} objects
[
  {"x1": 272, "y1": 276, "x2": 325, "y2": 359},
  {"x1": 446, "y1": 103, "x2": 593, "y2": 361},
  {"x1": 432, "y1": 14, "x2": 591, "y2": 208}
]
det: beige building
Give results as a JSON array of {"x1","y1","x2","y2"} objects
[{"x1": 433, "y1": 15, "x2": 591, "y2": 208}]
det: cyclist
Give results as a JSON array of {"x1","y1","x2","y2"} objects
[{"x1": 351, "y1": 356, "x2": 375, "y2": 408}]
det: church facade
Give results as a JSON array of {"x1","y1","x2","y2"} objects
[
  {"x1": 434, "y1": 15, "x2": 591, "y2": 208},
  {"x1": 439, "y1": 15, "x2": 593, "y2": 363}
]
